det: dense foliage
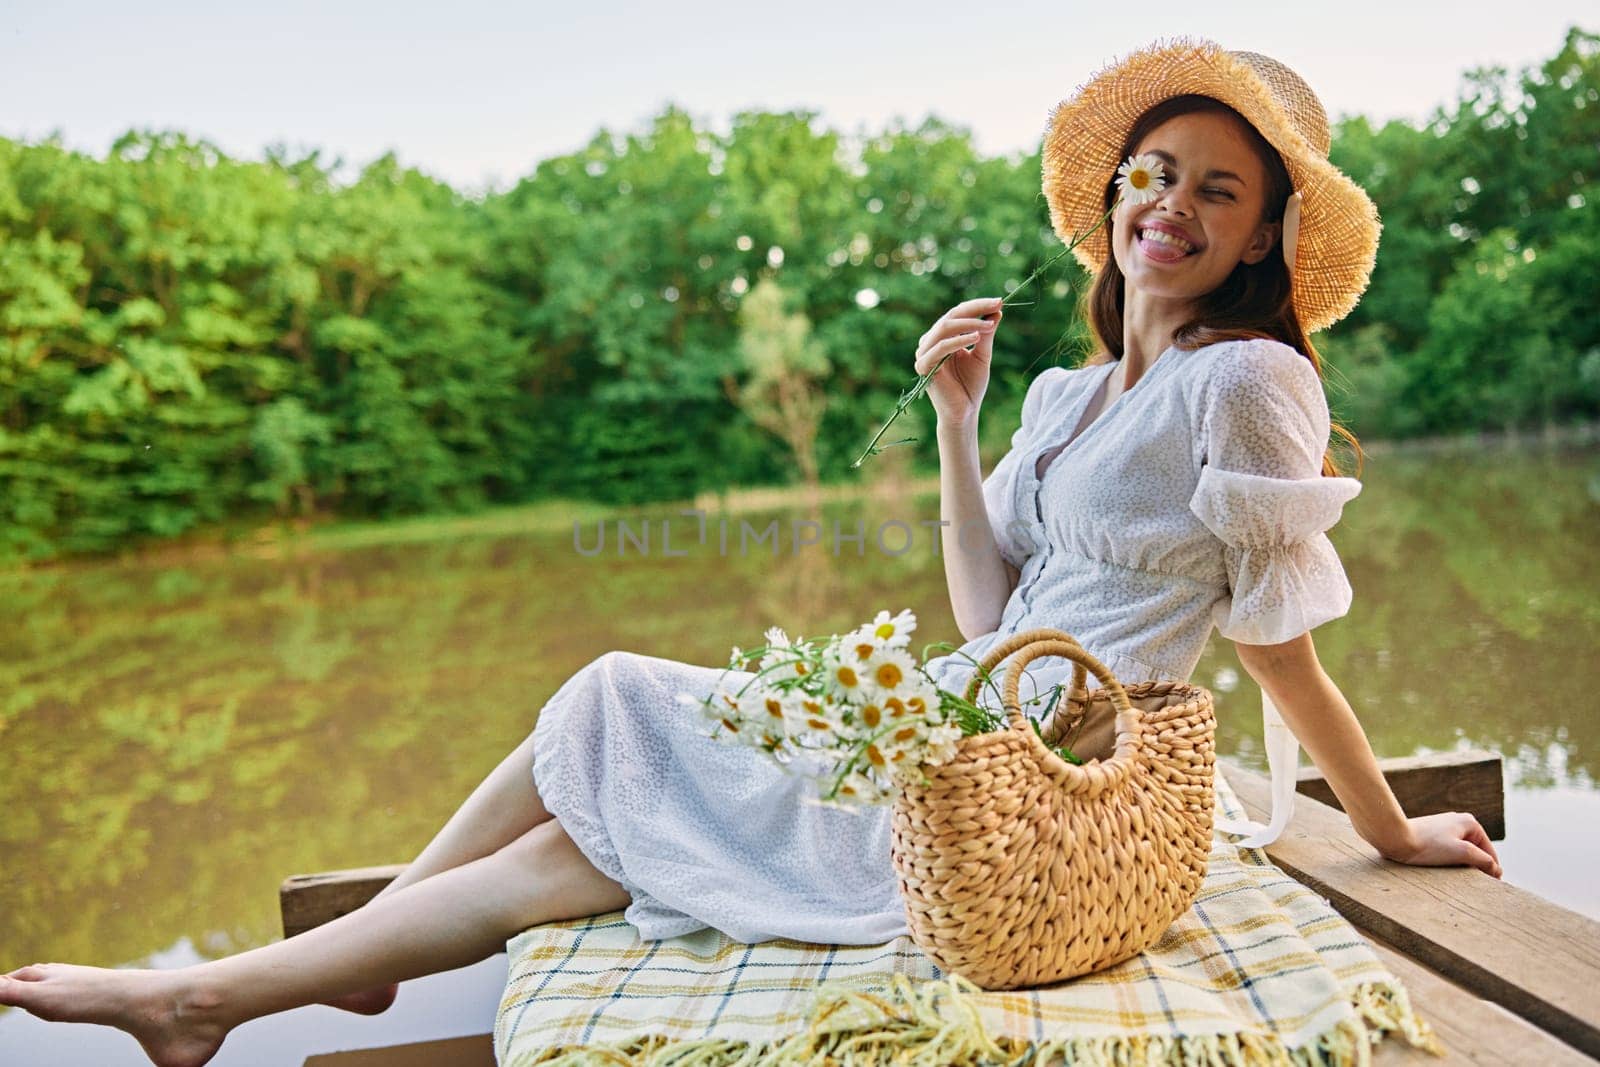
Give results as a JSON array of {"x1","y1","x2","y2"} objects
[
  {"x1": 1322, "y1": 28, "x2": 1600, "y2": 437},
  {"x1": 1, "y1": 28, "x2": 1594, "y2": 563}
]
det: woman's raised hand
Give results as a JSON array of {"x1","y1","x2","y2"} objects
[{"x1": 914, "y1": 296, "x2": 1003, "y2": 429}]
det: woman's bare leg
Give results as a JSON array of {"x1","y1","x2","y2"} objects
[
  {"x1": 387, "y1": 729, "x2": 554, "y2": 896},
  {"x1": 326, "y1": 727, "x2": 553, "y2": 1013},
  {"x1": 0, "y1": 817, "x2": 630, "y2": 1067}
]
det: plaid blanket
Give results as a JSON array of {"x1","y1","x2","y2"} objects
[{"x1": 495, "y1": 768, "x2": 1441, "y2": 1066}]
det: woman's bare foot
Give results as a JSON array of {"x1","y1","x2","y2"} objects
[
  {"x1": 0, "y1": 963, "x2": 231, "y2": 1067},
  {"x1": 319, "y1": 982, "x2": 398, "y2": 1015}
]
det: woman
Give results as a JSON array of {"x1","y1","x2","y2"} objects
[{"x1": 0, "y1": 40, "x2": 1502, "y2": 1067}]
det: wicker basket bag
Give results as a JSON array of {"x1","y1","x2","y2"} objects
[{"x1": 889, "y1": 627, "x2": 1217, "y2": 990}]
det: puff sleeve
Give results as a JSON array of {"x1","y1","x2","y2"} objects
[
  {"x1": 1188, "y1": 339, "x2": 1363, "y2": 645},
  {"x1": 981, "y1": 367, "x2": 1068, "y2": 570}
]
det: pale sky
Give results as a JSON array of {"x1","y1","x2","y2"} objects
[{"x1": 2, "y1": 1, "x2": 1591, "y2": 195}]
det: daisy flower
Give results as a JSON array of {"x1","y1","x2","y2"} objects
[
  {"x1": 761, "y1": 643, "x2": 815, "y2": 683},
  {"x1": 832, "y1": 770, "x2": 893, "y2": 806},
  {"x1": 1115, "y1": 153, "x2": 1166, "y2": 205},
  {"x1": 822, "y1": 647, "x2": 869, "y2": 702},
  {"x1": 878, "y1": 722, "x2": 926, "y2": 761},
  {"x1": 842, "y1": 625, "x2": 879, "y2": 663},
  {"x1": 903, "y1": 685, "x2": 940, "y2": 726},
  {"x1": 782, "y1": 693, "x2": 836, "y2": 741},
  {"x1": 861, "y1": 646, "x2": 919, "y2": 704},
  {"x1": 866, "y1": 608, "x2": 916, "y2": 649},
  {"x1": 839, "y1": 609, "x2": 918, "y2": 661},
  {"x1": 806, "y1": 780, "x2": 884, "y2": 810},
  {"x1": 922, "y1": 722, "x2": 965, "y2": 766},
  {"x1": 850, "y1": 699, "x2": 880, "y2": 730},
  {"x1": 759, "y1": 626, "x2": 815, "y2": 676},
  {"x1": 704, "y1": 702, "x2": 748, "y2": 740},
  {"x1": 756, "y1": 689, "x2": 793, "y2": 727},
  {"x1": 704, "y1": 683, "x2": 744, "y2": 719}
]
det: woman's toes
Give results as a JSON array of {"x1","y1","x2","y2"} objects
[
  {"x1": 0, "y1": 968, "x2": 65, "y2": 1018},
  {"x1": 0, "y1": 963, "x2": 230, "y2": 1067},
  {"x1": 0, "y1": 970, "x2": 49, "y2": 1008}
]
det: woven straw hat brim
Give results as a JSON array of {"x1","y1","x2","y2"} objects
[{"x1": 1041, "y1": 37, "x2": 1382, "y2": 334}]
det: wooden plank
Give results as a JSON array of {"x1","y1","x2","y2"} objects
[
  {"x1": 1363, "y1": 936, "x2": 1595, "y2": 1065},
  {"x1": 1223, "y1": 759, "x2": 1600, "y2": 1058},
  {"x1": 1296, "y1": 749, "x2": 1505, "y2": 840},
  {"x1": 281, "y1": 864, "x2": 403, "y2": 939},
  {"x1": 303, "y1": 1032, "x2": 494, "y2": 1066}
]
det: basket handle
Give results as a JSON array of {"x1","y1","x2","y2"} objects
[
  {"x1": 981, "y1": 627, "x2": 1146, "y2": 796},
  {"x1": 962, "y1": 627, "x2": 1089, "y2": 708}
]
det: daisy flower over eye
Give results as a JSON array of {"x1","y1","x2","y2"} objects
[{"x1": 1115, "y1": 153, "x2": 1166, "y2": 205}]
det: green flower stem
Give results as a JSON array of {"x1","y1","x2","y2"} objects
[
  {"x1": 822, "y1": 718, "x2": 909, "y2": 800},
  {"x1": 711, "y1": 640, "x2": 824, "y2": 701},
  {"x1": 917, "y1": 641, "x2": 1007, "y2": 721},
  {"x1": 851, "y1": 201, "x2": 1120, "y2": 468}
]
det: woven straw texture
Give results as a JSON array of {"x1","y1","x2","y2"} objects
[
  {"x1": 892, "y1": 627, "x2": 1215, "y2": 991},
  {"x1": 1040, "y1": 37, "x2": 1382, "y2": 333},
  {"x1": 494, "y1": 769, "x2": 1441, "y2": 1066}
]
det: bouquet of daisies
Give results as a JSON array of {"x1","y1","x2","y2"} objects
[{"x1": 682, "y1": 609, "x2": 1088, "y2": 807}]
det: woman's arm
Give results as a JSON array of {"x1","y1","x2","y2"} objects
[
  {"x1": 935, "y1": 419, "x2": 1019, "y2": 641},
  {"x1": 1234, "y1": 632, "x2": 1503, "y2": 878}
]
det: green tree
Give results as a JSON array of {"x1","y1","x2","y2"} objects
[
  {"x1": 2, "y1": 27, "x2": 1596, "y2": 564},
  {"x1": 727, "y1": 277, "x2": 831, "y2": 491}
]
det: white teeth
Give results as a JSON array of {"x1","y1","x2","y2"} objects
[{"x1": 1140, "y1": 228, "x2": 1195, "y2": 253}]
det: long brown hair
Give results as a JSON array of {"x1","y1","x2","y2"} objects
[{"x1": 1081, "y1": 94, "x2": 1362, "y2": 478}]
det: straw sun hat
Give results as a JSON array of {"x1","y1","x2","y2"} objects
[{"x1": 1041, "y1": 37, "x2": 1381, "y2": 333}]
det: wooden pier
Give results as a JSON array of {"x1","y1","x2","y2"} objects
[{"x1": 283, "y1": 751, "x2": 1600, "y2": 1065}]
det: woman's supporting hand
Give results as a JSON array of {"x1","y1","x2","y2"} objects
[
  {"x1": 1374, "y1": 811, "x2": 1503, "y2": 878},
  {"x1": 915, "y1": 296, "x2": 1003, "y2": 430}
]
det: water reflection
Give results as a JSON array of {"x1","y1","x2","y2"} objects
[{"x1": 0, "y1": 442, "x2": 1596, "y2": 1060}]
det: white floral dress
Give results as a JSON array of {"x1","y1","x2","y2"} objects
[{"x1": 529, "y1": 336, "x2": 1363, "y2": 944}]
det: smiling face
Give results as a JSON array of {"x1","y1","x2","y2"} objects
[{"x1": 1109, "y1": 110, "x2": 1282, "y2": 308}]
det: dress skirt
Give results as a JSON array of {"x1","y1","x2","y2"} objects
[{"x1": 529, "y1": 649, "x2": 911, "y2": 945}]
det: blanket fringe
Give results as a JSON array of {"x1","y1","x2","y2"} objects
[{"x1": 505, "y1": 973, "x2": 1444, "y2": 1066}]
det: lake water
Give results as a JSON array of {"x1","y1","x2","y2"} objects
[{"x1": 2, "y1": 441, "x2": 1597, "y2": 1064}]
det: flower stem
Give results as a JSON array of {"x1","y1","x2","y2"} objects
[
  {"x1": 851, "y1": 201, "x2": 1119, "y2": 468},
  {"x1": 822, "y1": 719, "x2": 906, "y2": 800}
]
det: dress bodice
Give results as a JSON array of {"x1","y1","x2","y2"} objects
[{"x1": 924, "y1": 336, "x2": 1365, "y2": 847}]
